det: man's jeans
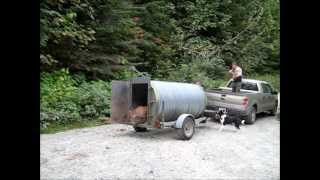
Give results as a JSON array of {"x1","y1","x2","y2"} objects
[{"x1": 232, "y1": 81, "x2": 241, "y2": 93}]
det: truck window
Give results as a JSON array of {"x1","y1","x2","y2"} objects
[
  {"x1": 265, "y1": 84, "x2": 273, "y2": 93},
  {"x1": 242, "y1": 82, "x2": 259, "y2": 91},
  {"x1": 227, "y1": 82, "x2": 258, "y2": 91},
  {"x1": 261, "y1": 83, "x2": 272, "y2": 93}
]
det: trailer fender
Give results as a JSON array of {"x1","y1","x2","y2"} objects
[{"x1": 175, "y1": 114, "x2": 195, "y2": 129}]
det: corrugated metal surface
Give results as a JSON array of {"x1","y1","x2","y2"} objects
[{"x1": 150, "y1": 81, "x2": 206, "y2": 122}]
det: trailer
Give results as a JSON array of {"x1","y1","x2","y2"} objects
[{"x1": 111, "y1": 77, "x2": 214, "y2": 140}]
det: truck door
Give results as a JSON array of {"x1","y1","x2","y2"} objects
[
  {"x1": 261, "y1": 83, "x2": 273, "y2": 111},
  {"x1": 265, "y1": 83, "x2": 277, "y2": 109}
]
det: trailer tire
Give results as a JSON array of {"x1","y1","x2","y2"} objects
[
  {"x1": 133, "y1": 126, "x2": 147, "y2": 132},
  {"x1": 244, "y1": 106, "x2": 257, "y2": 124},
  {"x1": 177, "y1": 117, "x2": 195, "y2": 140}
]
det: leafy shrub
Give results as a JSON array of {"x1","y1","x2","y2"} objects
[
  {"x1": 77, "y1": 80, "x2": 112, "y2": 118},
  {"x1": 40, "y1": 69, "x2": 111, "y2": 129},
  {"x1": 166, "y1": 57, "x2": 227, "y2": 89},
  {"x1": 40, "y1": 69, "x2": 78, "y2": 105},
  {"x1": 40, "y1": 69, "x2": 81, "y2": 128},
  {"x1": 113, "y1": 68, "x2": 141, "y2": 80},
  {"x1": 40, "y1": 102, "x2": 81, "y2": 128}
]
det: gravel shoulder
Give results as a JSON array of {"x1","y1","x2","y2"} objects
[{"x1": 41, "y1": 115, "x2": 280, "y2": 180}]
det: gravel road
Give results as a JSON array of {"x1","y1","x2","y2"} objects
[{"x1": 41, "y1": 115, "x2": 279, "y2": 180}]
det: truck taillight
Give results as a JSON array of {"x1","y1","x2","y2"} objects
[{"x1": 242, "y1": 97, "x2": 249, "y2": 106}]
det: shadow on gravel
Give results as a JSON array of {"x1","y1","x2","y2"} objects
[
  {"x1": 114, "y1": 114, "x2": 275, "y2": 140},
  {"x1": 115, "y1": 122, "x2": 222, "y2": 141},
  {"x1": 257, "y1": 112, "x2": 273, "y2": 118},
  {"x1": 117, "y1": 128, "x2": 178, "y2": 141}
]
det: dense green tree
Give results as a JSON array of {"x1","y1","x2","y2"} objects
[{"x1": 40, "y1": 0, "x2": 279, "y2": 79}]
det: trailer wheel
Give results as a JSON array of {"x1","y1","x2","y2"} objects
[
  {"x1": 133, "y1": 126, "x2": 147, "y2": 132},
  {"x1": 177, "y1": 117, "x2": 195, "y2": 140}
]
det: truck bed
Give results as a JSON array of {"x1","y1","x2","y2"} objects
[
  {"x1": 205, "y1": 88, "x2": 254, "y2": 113},
  {"x1": 206, "y1": 88, "x2": 254, "y2": 95}
]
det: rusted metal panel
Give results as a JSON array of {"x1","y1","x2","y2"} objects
[{"x1": 110, "y1": 80, "x2": 131, "y2": 124}]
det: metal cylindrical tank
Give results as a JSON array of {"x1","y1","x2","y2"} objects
[{"x1": 150, "y1": 81, "x2": 206, "y2": 122}]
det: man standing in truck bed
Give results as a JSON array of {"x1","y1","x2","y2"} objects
[{"x1": 229, "y1": 62, "x2": 243, "y2": 93}]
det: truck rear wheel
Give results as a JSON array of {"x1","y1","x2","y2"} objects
[
  {"x1": 245, "y1": 107, "x2": 257, "y2": 124},
  {"x1": 270, "y1": 102, "x2": 278, "y2": 116},
  {"x1": 133, "y1": 126, "x2": 147, "y2": 132},
  {"x1": 177, "y1": 117, "x2": 195, "y2": 140}
]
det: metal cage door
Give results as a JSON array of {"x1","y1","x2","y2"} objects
[{"x1": 111, "y1": 80, "x2": 131, "y2": 124}]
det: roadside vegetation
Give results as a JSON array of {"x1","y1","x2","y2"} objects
[{"x1": 40, "y1": 0, "x2": 279, "y2": 133}]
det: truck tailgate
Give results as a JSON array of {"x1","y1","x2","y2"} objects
[{"x1": 205, "y1": 90, "x2": 247, "y2": 111}]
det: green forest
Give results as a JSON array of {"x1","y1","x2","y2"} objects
[{"x1": 40, "y1": 0, "x2": 279, "y2": 132}]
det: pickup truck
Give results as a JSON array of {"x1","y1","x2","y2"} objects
[{"x1": 205, "y1": 79, "x2": 278, "y2": 124}]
